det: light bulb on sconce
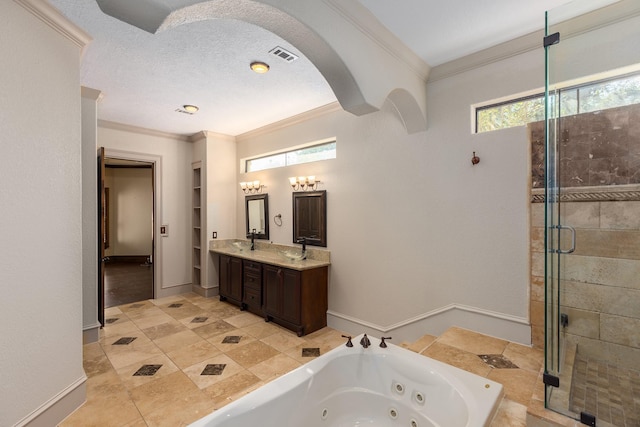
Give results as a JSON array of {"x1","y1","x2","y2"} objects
[
  {"x1": 288, "y1": 175, "x2": 320, "y2": 191},
  {"x1": 239, "y1": 180, "x2": 264, "y2": 194}
]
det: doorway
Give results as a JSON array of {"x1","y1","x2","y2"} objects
[{"x1": 103, "y1": 158, "x2": 154, "y2": 307}]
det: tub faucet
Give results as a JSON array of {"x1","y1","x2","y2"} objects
[
  {"x1": 360, "y1": 334, "x2": 371, "y2": 348},
  {"x1": 380, "y1": 337, "x2": 392, "y2": 348}
]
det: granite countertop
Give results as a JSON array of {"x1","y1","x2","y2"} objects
[{"x1": 209, "y1": 239, "x2": 331, "y2": 271}]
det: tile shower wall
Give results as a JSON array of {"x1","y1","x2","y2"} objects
[{"x1": 528, "y1": 107, "x2": 640, "y2": 372}]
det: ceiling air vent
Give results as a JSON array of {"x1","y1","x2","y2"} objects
[
  {"x1": 175, "y1": 108, "x2": 195, "y2": 115},
  {"x1": 269, "y1": 46, "x2": 299, "y2": 63}
]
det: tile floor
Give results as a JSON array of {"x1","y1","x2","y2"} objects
[
  {"x1": 570, "y1": 354, "x2": 640, "y2": 426},
  {"x1": 61, "y1": 293, "x2": 556, "y2": 426}
]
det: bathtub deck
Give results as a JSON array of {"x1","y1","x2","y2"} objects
[{"x1": 61, "y1": 292, "x2": 571, "y2": 426}]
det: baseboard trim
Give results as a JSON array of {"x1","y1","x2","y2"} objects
[
  {"x1": 157, "y1": 283, "x2": 192, "y2": 299},
  {"x1": 17, "y1": 375, "x2": 86, "y2": 427},
  {"x1": 192, "y1": 284, "x2": 219, "y2": 298},
  {"x1": 82, "y1": 322, "x2": 101, "y2": 344},
  {"x1": 327, "y1": 304, "x2": 531, "y2": 345}
]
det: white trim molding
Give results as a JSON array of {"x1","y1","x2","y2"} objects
[
  {"x1": 14, "y1": 0, "x2": 92, "y2": 51},
  {"x1": 15, "y1": 375, "x2": 86, "y2": 427},
  {"x1": 327, "y1": 304, "x2": 531, "y2": 346}
]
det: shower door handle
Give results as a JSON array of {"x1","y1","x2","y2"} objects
[{"x1": 550, "y1": 225, "x2": 576, "y2": 254}]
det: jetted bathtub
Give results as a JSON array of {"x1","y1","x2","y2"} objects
[{"x1": 190, "y1": 334, "x2": 504, "y2": 427}]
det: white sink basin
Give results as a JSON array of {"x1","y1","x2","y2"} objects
[
  {"x1": 232, "y1": 241, "x2": 249, "y2": 252},
  {"x1": 281, "y1": 250, "x2": 306, "y2": 261}
]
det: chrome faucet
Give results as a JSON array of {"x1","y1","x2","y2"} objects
[{"x1": 360, "y1": 334, "x2": 371, "y2": 348}]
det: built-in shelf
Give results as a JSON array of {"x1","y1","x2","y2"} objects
[{"x1": 192, "y1": 163, "x2": 202, "y2": 286}]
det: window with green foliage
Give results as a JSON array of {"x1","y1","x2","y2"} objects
[
  {"x1": 475, "y1": 73, "x2": 640, "y2": 133},
  {"x1": 245, "y1": 140, "x2": 336, "y2": 173}
]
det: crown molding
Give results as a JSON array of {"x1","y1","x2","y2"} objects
[
  {"x1": 14, "y1": 0, "x2": 92, "y2": 51},
  {"x1": 322, "y1": 0, "x2": 430, "y2": 82},
  {"x1": 97, "y1": 120, "x2": 191, "y2": 142},
  {"x1": 189, "y1": 130, "x2": 236, "y2": 143},
  {"x1": 80, "y1": 86, "x2": 102, "y2": 102},
  {"x1": 429, "y1": 0, "x2": 640, "y2": 83},
  {"x1": 236, "y1": 102, "x2": 342, "y2": 141}
]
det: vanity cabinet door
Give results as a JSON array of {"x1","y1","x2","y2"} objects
[
  {"x1": 219, "y1": 254, "x2": 242, "y2": 306},
  {"x1": 262, "y1": 264, "x2": 282, "y2": 317},
  {"x1": 242, "y1": 260, "x2": 262, "y2": 314},
  {"x1": 281, "y1": 269, "x2": 301, "y2": 325}
]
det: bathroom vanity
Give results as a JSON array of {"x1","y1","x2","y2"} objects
[{"x1": 210, "y1": 241, "x2": 330, "y2": 336}]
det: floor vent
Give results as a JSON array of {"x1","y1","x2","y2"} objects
[{"x1": 269, "y1": 46, "x2": 299, "y2": 62}]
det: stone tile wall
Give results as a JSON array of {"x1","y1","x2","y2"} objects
[{"x1": 529, "y1": 104, "x2": 640, "y2": 370}]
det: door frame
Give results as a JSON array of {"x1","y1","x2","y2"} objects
[{"x1": 103, "y1": 148, "x2": 162, "y2": 302}]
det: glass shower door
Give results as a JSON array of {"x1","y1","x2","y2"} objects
[{"x1": 544, "y1": 2, "x2": 640, "y2": 426}]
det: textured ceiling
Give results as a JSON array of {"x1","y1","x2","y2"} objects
[{"x1": 49, "y1": 0, "x2": 619, "y2": 136}]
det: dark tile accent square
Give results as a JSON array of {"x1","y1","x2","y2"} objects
[
  {"x1": 222, "y1": 335, "x2": 241, "y2": 344},
  {"x1": 191, "y1": 316, "x2": 209, "y2": 323},
  {"x1": 112, "y1": 337, "x2": 137, "y2": 345},
  {"x1": 105, "y1": 318, "x2": 119, "y2": 324},
  {"x1": 201, "y1": 364, "x2": 226, "y2": 376},
  {"x1": 129, "y1": 303, "x2": 144, "y2": 309},
  {"x1": 133, "y1": 364, "x2": 162, "y2": 376},
  {"x1": 302, "y1": 347, "x2": 321, "y2": 357},
  {"x1": 168, "y1": 303, "x2": 183, "y2": 308},
  {"x1": 478, "y1": 354, "x2": 519, "y2": 369}
]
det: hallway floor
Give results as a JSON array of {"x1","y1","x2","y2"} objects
[
  {"x1": 104, "y1": 259, "x2": 153, "y2": 308},
  {"x1": 61, "y1": 293, "x2": 547, "y2": 426}
]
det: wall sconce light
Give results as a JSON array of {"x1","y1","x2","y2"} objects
[
  {"x1": 288, "y1": 176, "x2": 320, "y2": 191},
  {"x1": 240, "y1": 180, "x2": 264, "y2": 194}
]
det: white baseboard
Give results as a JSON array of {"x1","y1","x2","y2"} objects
[
  {"x1": 327, "y1": 303, "x2": 531, "y2": 346},
  {"x1": 192, "y1": 284, "x2": 219, "y2": 298},
  {"x1": 157, "y1": 283, "x2": 192, "y2": 299},
  {"x1": 17, "y1": 375, "x2": 86, "y2": 427},
  {"x1": 82, "y1": 322, "x2": 101, "y2": 344}
]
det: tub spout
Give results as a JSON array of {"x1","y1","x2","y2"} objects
[{"x1": 360, "y1": 334, "x2": 371, "y2": 348}]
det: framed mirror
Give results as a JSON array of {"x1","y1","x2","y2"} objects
[
  {"x1": 293, "y1": 190, "x2": 326, "y2": 247},
  {"x1": 246, "y1": 194, "x2": 269, "y2": 240}
]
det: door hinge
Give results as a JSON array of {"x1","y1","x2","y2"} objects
[
  {"x1": 544, "y1": 32, "x2": 560, "y2": 47},
  {"x1": 543, "y1": 373, "x2": 560, "y2": 388}
]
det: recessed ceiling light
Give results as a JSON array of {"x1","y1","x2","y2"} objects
[
  {"x1": 250, "y1": 61, "x2": 270, "y2": 74},
  {"x1": 183, "y1": 104, "x2": 199, "y2": 113}
]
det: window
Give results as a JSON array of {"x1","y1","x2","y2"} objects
[
  {"x1": 245, "y1": 140, "x2": 336, "y2": 173},
  {"x1": 475, "y1": 72, "x2": 640, "y2": 133}
]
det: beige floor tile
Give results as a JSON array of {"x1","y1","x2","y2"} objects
[
  {"x1": 240, "y1": 320, "x2": 284, "y2": 339},
  {"x1": 83, "y1": 351, "x2": 113, "y2": 378},
  {"x1": 224, "y1": 311, "x2": 264, "y2": 328},
  {"x1": 144, "y1": 395, "x2": 214, "y2": 427},
  {"x1": 130, "y1": 312, "x2": 179, "y2": 331},
  {"x1": 115, "y1": 353, "x2": 180, "y2": 390},
  {"x1": 225, "y1": 340, "x2": 281, "y2": 368},
  {"x1": 129, "y1": 371, "x2": 204, "y2": 416},
  {"x1": 99, "y1": 319, "x2": 140, "y2": 338},
  {"x1": 260, "y1": 331, "x2": 306, "y2": 352},
  {"x1": 183, "y1": 353, "x2": 246, "y2": 389},
  {"x1": 285, "y1": 341, "x2": 336, "y2": 364},
  {"x1": 104, "y1": 306, "x2": 123, "y2": 317},
  {"x1": 488, "y1": 367, "x2": 539, "y2": 406},
  {"x1": 142, "y1": 319, "x2": 189, "y2": 340},
  {"x1": 304, "y1": 327, "x2": 348, "y2": 348},
  {"x1": 248, "y1": 353, "x2": 302, "y2": 381},
  {"x1": 202, "y1": 370, "x2": 262, "y2": 406},
  {"x1": 83, "y1": 342, "x2": 105, "y2": 360},
  {"x1": 421, "y1": 341, "x2": 492, "y2": 377},
  {"x1": 153, "y1": 329, "x2": 205, "y2": 354},
  {"x1": 406, "y1": 334, "x2": 437, "y2": 353},
  {"x1": 503, "y1": 342, "x2": 544, "y2": 373},
  {"x1": 102, "y1": 340, "x2": 164, "y2": 370},
  {"x1": 192, "y1": 319, "x2": 237, "y2": 339},
  {"x1": 491, "y1": 398, "x2": 528, "y2": 427},
  {"x1": 437, "y1": 326, "x2": 509, "y2": 355},
  {"x1": 167, "y1": 339, "x2": 222, "y2": 370},
  {"x1": 207, "y1": 329, "x2": 257, "y2": 352},
  {"x1": 178, "y1": 312, "x2": 221, "y2": 329},
  {"x1": 119, "y1": 300, "x2": 160, "y2": 315},
  {"x1": 150, "y1": 295, "x2": 186, "y2": 306}
]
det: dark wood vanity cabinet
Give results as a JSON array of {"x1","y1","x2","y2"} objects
[
  {"x1": 218, "y1": 254, "x2": 242, "y2": 306},
  {"x1": 263, "y1": 264, "x2": 328, "y2": 336},
  {"x1": 242, "y1": 260, "x2": 262, "y2": 315}
]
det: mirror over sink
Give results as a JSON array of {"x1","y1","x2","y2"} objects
[
  {"x1": 293, "y1": 190, "x2": 326, "y2": 247},
  {"x1": 245, "y1": 194, "x2": 269, "y2": 240}
]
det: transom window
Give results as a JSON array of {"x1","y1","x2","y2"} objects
[
  {"x1": 475, "y1": 72, "x2": 640, "y2": 133},
  {"x1": 244, "y1": 140, "x2": 336, "y2": 173}
]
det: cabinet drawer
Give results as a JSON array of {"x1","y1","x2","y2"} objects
[
  {"x1": 243, "y1": 261, "x2": 262, "y2": 275},
  {"x1": 243, "y1": 287, "x2": 261, "y2": 307},
  {"x1": 243, "y1": 272, "x2": 261, "y2": 290}
]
